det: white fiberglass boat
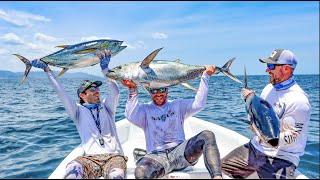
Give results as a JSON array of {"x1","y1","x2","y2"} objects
[{"x1": 49, "y1": 117, "x2": 308, "y2": 179}]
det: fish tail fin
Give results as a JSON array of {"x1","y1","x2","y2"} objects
[
  {"x1": 220, "y1": 57, "x2": 242, "y2": 84},
  {"x1": 13, "y1": 54, "x2": 32, "y2": 84},
  {"x1": 244, "y1": 65, "x2": 248, "y2": 88}
]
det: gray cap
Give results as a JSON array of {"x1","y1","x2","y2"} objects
[
  {"x1": 77, "y1": 80, "x2": 102, "y2": 97},
  {"x1": 259, "y1": 49, "x2": 297, "y2": 69}
]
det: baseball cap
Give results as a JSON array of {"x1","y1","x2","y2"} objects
[
  {"x1": 259, "y1": 49, "x2": 297, "y2": 69},
  {"x1": 77, "y1": 80, "x2": 102, "y2": 97}
]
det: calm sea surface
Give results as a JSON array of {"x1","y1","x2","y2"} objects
[{"x1": 0, "y1": 75, "x2": 319, "y2": 178}]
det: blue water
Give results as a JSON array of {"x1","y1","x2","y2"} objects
[{"x1": 0, "y1": 75, "x2": 319, "y2": 178}]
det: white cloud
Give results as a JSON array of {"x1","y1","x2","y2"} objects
[
  {"x1": 0, "y1": 9, "x2": 50, "y2": 27},
  {"x1": 152, "y1": 32, "x2": 168, "y2": 39},
  {"x1": 34, "y1": 33, "x2": 57, "y2": 42},
  {"x1": 0, "y1": 48, "x2": 8, "y2": 55},
  {"x1": 122, "y1": 41, "x2": 146, "y2": 49},
  {"x1": 0, "y1": 33, "x2": 24, "y2": 45},
  {"x1": 80, "y1": 36, "x2": 112, "y2": 42}
]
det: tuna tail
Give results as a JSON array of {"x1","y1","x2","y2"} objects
[
  {"x1": 244, "y1": 65, "x2": 248, "y2": 88},
  {"x1": 13, "y1": 54, "x2": 32, "y2": 84},
  {"x1": 218, "y1": 57, "x2": 242, "y2": 84}
]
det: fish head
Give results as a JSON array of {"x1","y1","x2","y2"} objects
[
  {"x1": 246, "y1": 95, "x2": 280, "y2": 147},
  {"x1": 106, "y1": 63, "x2": 132, "y2": 81}
]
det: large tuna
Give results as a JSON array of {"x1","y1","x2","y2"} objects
[
  {"x1": 106, "y1": 47, "x2": 242, "y2": 90},
  {"x1": 14, "y1": 39, "x2": 126, "y2": 83},
  {"x1": 242, "y1": 66, "x2": 282, "y2": 147}
]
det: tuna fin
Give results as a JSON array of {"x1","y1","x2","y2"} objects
[
  {"x1": 13, "y1": 54, "x2": 32, "y2": 84},
  {"x1": 58, "y1": 68, "x2": 68, "y2": 77},
  {"x1": 221, "y1": 57, "x2": 235, "y2": 69},
  {"x1": 74, "y1": 48, "x2": 98, "y2": 55},
  {"x1": 140, "y1": 47, "x2": 163, "y2": 68},
  {"x1": 55, "y1": 45, "x2": 70, "y2": 48},
  {"x1": 181, "y1": 82, "x2": 197, "y2": 92},
  {"x1": 219, "y1": 57, "x2": 242, "y2": 84},
  {"x1": 244, "y1": 65, "x2": 248, "y2": 88}
]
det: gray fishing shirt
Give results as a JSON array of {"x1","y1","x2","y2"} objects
[{"x1": 125, "y1": 73, "x2": 210, "y2": 153}]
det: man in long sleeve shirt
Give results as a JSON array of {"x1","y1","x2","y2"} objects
[
  {"x1": 122, "y1": 65, "x2": 223, "y2": 179},
  {"x1": 222, "y1": 49, "x2": 311, "y2": 179},
  {"x1": 30, "y1": 50, "x2": 127, "y2": 179}
]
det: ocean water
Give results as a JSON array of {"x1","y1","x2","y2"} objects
[{"x1": 0, "y1": 75, "x2": 319, "y2": 178}]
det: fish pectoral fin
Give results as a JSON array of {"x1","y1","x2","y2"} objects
[
  {"x1": 181, "y1": 83, "x2": 197, "y2": 92},
  {"x1": 140, "y1": 47, "x2": 163, "y2": 68},
  {"x1": 57, "y1": 68, "x2": 69, "y2": 77},
  {"x1": 55, "y1": 45, "x2": 70, "y2": 49},
  {"x1": 73, "y1": 48, "x2": 98, "y2": 55}
]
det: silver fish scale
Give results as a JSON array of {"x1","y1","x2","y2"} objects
[
  {"x1": 107, "y1": 60, "x2": 205, "y2": 88},
  {"x1": 40, "y1": 40, "x2": 125, "y2": 68}
]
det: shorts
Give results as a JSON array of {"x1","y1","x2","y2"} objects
[{"x1": 71, "y1": 153, "x2": 128, "y2": 179}]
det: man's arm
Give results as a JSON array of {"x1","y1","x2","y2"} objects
[
  {"x1": 279, "y1": 101, "x2": 311, "y2": 146},
  {"x1": 99, "y1": 50, "x2": 119, "y2": 115},
  {"x1": 180, "y1": 65, "x2": 215, "y2": 119},
  {"x1": 122, "y1": 80, "x2": 146, "y2": 128},
  {"x1": 31, "y1": 60, "x2": 78, "y2": 121}
]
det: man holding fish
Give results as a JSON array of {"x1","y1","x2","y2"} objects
[
  {"x1": 30, "y1": 50, "x2": 127, "y2": 179},
  {"x1": 121, "y1": 64, "x2": 223, "y2": 179},
  {"x1": 221, "y1": 49, "x2": 311, "y2": 179}
]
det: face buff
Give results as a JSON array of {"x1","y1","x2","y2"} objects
[{"x1": 273, "y1": 76, "x2": 296, "y2": 91}]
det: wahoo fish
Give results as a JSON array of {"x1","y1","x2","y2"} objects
[
  {"x1": 242, "y1": 66, "x2": 281, "y2": 147},
  {"x1": 14, "y1": 39, "x2": 127, "y2": 83},
  {"x1": 106, "y1": 47, "x2": 242, "y2": 90}
]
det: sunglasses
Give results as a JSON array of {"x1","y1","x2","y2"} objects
[
  {"x1": 87, "y1": 86, "x2": 100, "y2": 92},
  {"x1": 149, "y1": 87, "x2": 168, "y2": 94},
  {"x1": 266, "y1": 63, "x2": 286, "y2": 70}
]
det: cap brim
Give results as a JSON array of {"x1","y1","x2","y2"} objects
[
  {"x1": 92, "y1": 81, "x2": 102, "y2": 87},
  {"x1": 259, "y1": 58, "x2": 280, "y2": 64}
]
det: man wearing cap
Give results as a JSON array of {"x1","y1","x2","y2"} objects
[
  {"x1": 30, "y1": 50, "x2": 127, "y2": 179},
  {"x1": 121, "y1": 65, "x2": 223, "y2": 179},
  {"x1": 221, "y1": 49, "x2": 311, "y2": 179}
]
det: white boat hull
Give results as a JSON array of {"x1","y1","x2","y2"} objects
[{"x1": 49, "y1": 117, "x2": 308, "y2": 179}]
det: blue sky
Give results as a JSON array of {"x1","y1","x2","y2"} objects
[{"x1": 0, "y1": 1, "x2": 319, "y2": 76}]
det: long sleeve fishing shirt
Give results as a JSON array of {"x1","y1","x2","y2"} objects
[
  {"x1": 125, "y1": 73, "x2": 210, "y2": 153},
  {"x1": 45, "y1": 69, "x2": 123, "y2": 155},
  {"x1": 251, "y1": 82, "x2": 311, "y2": 166}
]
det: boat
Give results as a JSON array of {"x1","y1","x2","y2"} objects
[{"x1": 48, "y1": 117, "x2": 308, "y2": 179}]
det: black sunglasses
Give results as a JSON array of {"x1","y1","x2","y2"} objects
[{"x1": 149, "y1": 87, "x2": 168, "y2": 94}]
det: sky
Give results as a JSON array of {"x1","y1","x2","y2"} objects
[{"x1": 0, "y1": 1, "x2": 319, "y2": 77}]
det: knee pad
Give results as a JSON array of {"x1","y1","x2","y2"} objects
[{"x1": 65, "y1": 161, "x2": 83, "y2": 179}]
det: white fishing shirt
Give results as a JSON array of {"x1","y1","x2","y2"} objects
[
  {"x1": 125, "y1": 73, "x2": 210, "y2": 153},
  {"x1": 46, "y1": 70, "x2": 123, "y2": 155},
  {"x1": 251, "y1": 82, "x2": 311, "y2": 166}
]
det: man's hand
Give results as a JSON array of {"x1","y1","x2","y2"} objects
[
  {"x1": 97, "y1": 49, "x2": 111, "y2": 70},
  {"x1": 30, "y1": 59, "x2": 49, "y2": 72},
  {"x1": 121, "y1": 79, "x2": 137, "y2": 89},
  {"x1": 203, "y1": 65, "x2": 216, "y2": 76},
  {"x1": 241, "y1": 88, "x2": 254, "y2": 100}
]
